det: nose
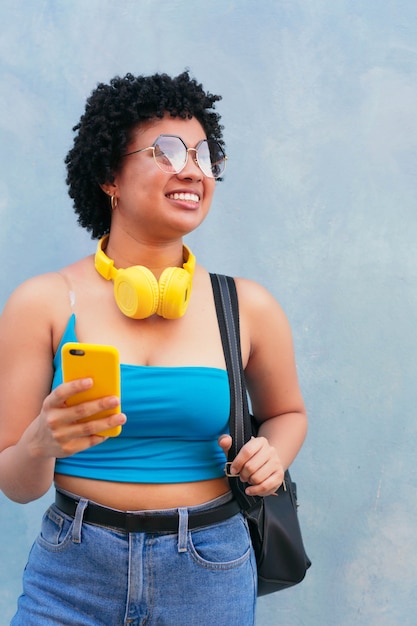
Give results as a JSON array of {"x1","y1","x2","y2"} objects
[{"x1": 177, "y1": 148, "x2": 203, "y2": 180}]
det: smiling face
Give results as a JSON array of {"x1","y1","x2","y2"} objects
[{"x1": 104, "y1": 115, "x2": 217, "y2": 244}]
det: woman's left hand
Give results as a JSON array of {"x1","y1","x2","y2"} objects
[{"x1": 218, "y1": 434, "x2": 284, "y2": 497}]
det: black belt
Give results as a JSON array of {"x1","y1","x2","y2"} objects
[{"x1": 55, "y1": 490, "x2": 240, "y2": 533}]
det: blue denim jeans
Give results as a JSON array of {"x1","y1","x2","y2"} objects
[{"x1": 11, "y1": 492, "x2": 257, "y2": 625}]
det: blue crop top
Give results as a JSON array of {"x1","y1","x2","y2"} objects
[{"x1": 53, "y1": 315, "x2": 230, "y2": 483}]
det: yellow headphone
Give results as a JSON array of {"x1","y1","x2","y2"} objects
[{"x1": 94, "y1": 235, "x2": 196, "y2": 320}]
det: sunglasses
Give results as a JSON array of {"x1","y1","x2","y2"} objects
[{"x1": 123, "y1": 134, "x2": 227, "y2": 179}]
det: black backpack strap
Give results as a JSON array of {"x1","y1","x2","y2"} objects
[{"x1": 210, "y1": 273, "x2": 261, "y2": 510}]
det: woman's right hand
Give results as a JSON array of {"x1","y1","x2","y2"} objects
[{"x1": 29, "y1": 378, "x2": 126, "y2": 460}]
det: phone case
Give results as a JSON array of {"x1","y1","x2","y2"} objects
[{"x1": 61, "y1": 342, "x2": 122, "y2": 437}]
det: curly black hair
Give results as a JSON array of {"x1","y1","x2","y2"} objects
[{"x1": 65, "y1": 71, "x2": 224, "y2": 238}]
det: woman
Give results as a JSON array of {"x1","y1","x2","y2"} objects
[{"x1": 0, "y1": 71, "x2": 307, "y2": 625}]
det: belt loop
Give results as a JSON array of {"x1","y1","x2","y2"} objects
[
  {"x1": 72, "y1": 498, "x2": 88, "y2": 544},
  {"x1": 177, "y1": 508, "x2": 188, "y2": 553}
]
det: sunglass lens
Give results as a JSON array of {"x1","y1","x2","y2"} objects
[
  {"x1": 154, "y1": 136, "x2": 186, "y2": 173},
  {"x1": 199, "y1": 141, "x2": 225, "y2": 178}
]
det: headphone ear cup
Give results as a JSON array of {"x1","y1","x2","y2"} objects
[
  {"x1": 113, "y1": 267, "x2": 159, "y2": 319},
  {"x1": 158, "y1": 267, "x2": 193, "y2": 319}
]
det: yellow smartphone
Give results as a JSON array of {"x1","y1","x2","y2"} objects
[{"x1": 61, "y1": 342, "x2": 122, "y2": 437}]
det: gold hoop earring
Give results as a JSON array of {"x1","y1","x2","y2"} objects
[{"x1": 111, "y1": 195, "x2": 118, "y2": 210}]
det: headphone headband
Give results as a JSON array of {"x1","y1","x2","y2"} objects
[{"x1": 94, "y1": 235, "x2": 117, "y2": 281}]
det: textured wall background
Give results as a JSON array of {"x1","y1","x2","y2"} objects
[{"x1": 1, "y1": 1, "x2": 417, "y2": 624}]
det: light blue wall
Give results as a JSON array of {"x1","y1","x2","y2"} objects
[{"x1": 1, "y1": 1, "x2": 417, "y2": 624}]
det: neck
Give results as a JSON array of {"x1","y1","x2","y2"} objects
[{"x1": 103, "y1": 232, "x2": 187, "y2": 276}]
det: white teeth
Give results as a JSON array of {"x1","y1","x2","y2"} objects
[{"x1": 168, "y1": 192, "x2": 199, "y2": 203}]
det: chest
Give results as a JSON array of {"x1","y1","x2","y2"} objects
[{"x1": 62, "y1": 270, "x2": 227, "y2": 369}]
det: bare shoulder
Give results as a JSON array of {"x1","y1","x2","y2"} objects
[
  {"x1": 1, "y1": 271, "x2": 70, "y2": 323},
  {"x1": 234, "y1": 276, "x2": 290, "y2": 328},
  {"x1": 233, "y1": 277, "x2": 305, "y2": 421},
  {"x1": 0, "y1": 260, "x2": 89, "y2": 355},
  {"x1": 1, "y1": 255, "x2": 92, "y2": 321},
  {"x1": 233, "y1": 276, "x2": 294, "y2": 370}
]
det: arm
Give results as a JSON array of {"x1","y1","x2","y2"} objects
[
  {"x1": 219, "y1": 278, "x2": 307, "y2": 496},
  {"x1": 0, "y1": 274, "x2": 125, "y2": 504}
]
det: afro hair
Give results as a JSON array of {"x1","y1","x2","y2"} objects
[{"x1": 65, "y1": 71, "x2": 224, "y2": 238}]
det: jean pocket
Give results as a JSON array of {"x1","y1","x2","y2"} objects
[
  {"x1": 189, "y1": 514, "x2": 251, "y2": 570},
  {"x1": 36, "y1": 505, "x2": 74, "y2": 552}
]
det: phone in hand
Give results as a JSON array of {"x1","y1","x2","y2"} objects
[{"x1": 61, "y1": 342, "x2": 122, "y2": 437}]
